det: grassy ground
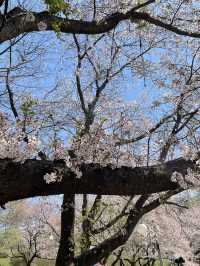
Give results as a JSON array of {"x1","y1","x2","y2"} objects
[
  {"x1": 0, "y1": 258, "x2": 10, "y2": 266},
  {"x1": 106, "y1": 256, "x2": 171, "y2": 266},
  {"x1": 0, "y1": 257, "x2": 171, "y2": 266},
  {"x1": 0, "y1": 258, "x2": 56, "y2": 266}
]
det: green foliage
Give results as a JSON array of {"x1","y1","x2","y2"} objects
[
  {"x1": 44, "y1": 0, "x2": 72, "y2": 36},
  {"x1": 52, "y1": 21, "x2": 62, "y2": 37},
  {"x1": 20, "y1": 99, "x2": 37, "y2": 117},
  {"x1": 45, "y1": 0, "x2": 71, "y2": 15}
]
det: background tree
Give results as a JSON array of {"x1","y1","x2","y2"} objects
[{"x1": 0, "y1": 200, "x2": 59, "y2": 265}]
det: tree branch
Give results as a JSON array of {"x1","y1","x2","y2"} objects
[
  {"x1": 75, "y1": 193, "x2": 158, "y2": 266},
  {"x1": 91, "y1": 196, "x2": 134, "y2": 235},
  {"x1": 2, "y1": 7, "x2": 200, "y2": 44},
  {"x1": 0, "y1": 156, "x2": 197, "y2": 204}
]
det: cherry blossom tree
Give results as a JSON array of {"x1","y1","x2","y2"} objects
[
  {"x1": 0, "y1": 200, "x2": 59, "y2": 264},
  {"x1": 1, "y1": 0, "x2": 200, "y2": 265}
]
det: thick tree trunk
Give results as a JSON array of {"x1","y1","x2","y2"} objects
[
  {"x1": 56, "y1": 193, "x2": 75, "y2": 266},
  {"x1": 0, "y1": 157, "x2": 197, "y2": 204}
]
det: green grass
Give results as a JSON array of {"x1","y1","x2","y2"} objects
[
  {"x1": 0, "y1": 257, "x2": 56, "y2": 266},
  {"x1": 154, "y1": 259, "x2": 171, "y2": 266},
  {"x1": 36, "y1": 258, "x2": 55, "y2": 266},
  {"x1": 0, "y1": 256, "x2": 170, "y2": 266},
  {"x1": 106, "y1": 256, "x2": 171, "y2": 266},
  {"x1": 0, "y1": 258, "x2": 11, "y2": 266}
]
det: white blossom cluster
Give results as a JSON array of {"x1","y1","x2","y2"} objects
[
  {"x1": 70, "y1": 122, "x2": 136, "y2": 168},
  {"x1": 171, "y1": 168, "x2": 200, "y2": 190},
  {"x1": 0, "y1": 116, "x2": 40, "y2": 162},
  {"x1": 42, "y1": 121, "x2": 137, "y2": 183},
  {"x1": 182, "y1": 145, "x2": 198, "y2": 161},
  {"x1": 43, "y1": 172, "x2": 58, "y2": 184}
]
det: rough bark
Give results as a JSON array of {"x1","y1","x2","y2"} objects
[
  {"x1": 1, "y1": 5, "x2": 200, "y2": 44},
  {"x1": 0, "y1": 157, "x2": 193, "y2": 204},
  {"x1": 80, "y1": 194, "x2": 91, "y2": 252},
  {"x1": 56, "y1": 193, "x2": 75, "y2": 266}
]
